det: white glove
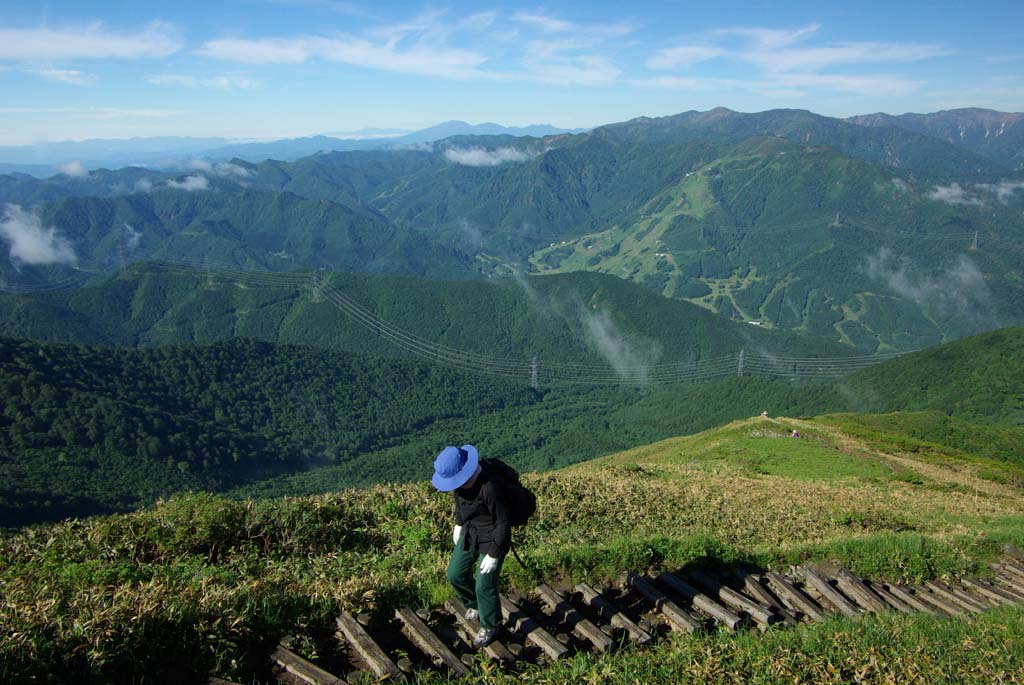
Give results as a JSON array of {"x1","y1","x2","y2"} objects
[
  {"x1": 479, "y1": 554, "x2": 499, "y2": 574},
  {"x1": 453, "y1": 525, "x2": 462, "y2": 545}
]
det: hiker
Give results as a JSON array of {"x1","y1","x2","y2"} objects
[{"x1": 431, "y1": 444, "x2": 509, "y2": 649}]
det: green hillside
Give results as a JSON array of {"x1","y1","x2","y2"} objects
[
  {"x1": 529, "y1": 138, "x2": 1024, "y2": 350},
  {"x1": 0, "y1": 186, "x2": 477, "y2": 288},
  {"x1": 3, "y1": 327, "x2": 1021, "y2": 526},
  {"x1": 0, "y1": 265, "x2": 852, "y2": 360},
  {"x1": 2, "y1": 413, "x2": 1022, "y2": 683}
]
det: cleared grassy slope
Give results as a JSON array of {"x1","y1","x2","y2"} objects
[{"x1": 2, "y1": 414, "x2": 1023, "y2": 682}]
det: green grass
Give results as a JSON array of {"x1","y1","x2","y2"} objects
[
  {"x1": 2, "y1": 415, "x2": 1023, "y2": 682},
  {"x1": 426, "y1": 608, "x2": 1024, "y2": 685}
]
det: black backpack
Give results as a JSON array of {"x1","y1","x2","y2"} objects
[{"x1": 481, "y1": 458, "x2": 536, "y2": 527}]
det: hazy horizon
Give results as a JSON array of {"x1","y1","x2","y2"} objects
[{"x1": 2, "y1": 1, "x2": 1023, "y2": 145}]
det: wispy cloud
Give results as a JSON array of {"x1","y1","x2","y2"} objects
[
  {"x1": 187, "y1": 159, "x2": 253, "y2": 178},
  {"x1": 864, "y1": 248, "x2": 995, "y2": 325},
  {"x1": 197, "y1": 34, "x2": 487, "y2": 79},
  {"x1": 928, "y1": 180, "x2": 1024, "y2": 206},
  {"x1": 166, "y1": 174, "x2": 210, "y2": 191},
  {"x1": 31, "y1": 69, "x2": 98, "y2": 86},
  {"x1": 198, "y1": 9, "x2": 632, "y2": 86},
  {"x1": 58, "y1": 160, "x2": 89, "y2": 177},
  {"x1": 0, "y1": 204, "x2": 77, "y2": 265},
  {"x1": 0, "y1": 21, "x2": 181, "y2": 60},
  {"x1": 149, "y1": 74, "x2": 261, "y2": 89},
  {"x1": 927, "y1": 183, "x2": 984, "y2": 205},
  {"x1": 444, "y1": 146, "x2": 534, "y2": 166},
  {"x1": 644, "y1": 23, "x2": 948, "y2": 96}
]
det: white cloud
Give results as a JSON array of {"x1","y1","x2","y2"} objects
[
  {"x1": 58, "y1": 160, "x2": 89, "y2": 178},
  {"x1": 0, "y1": 204, "x2": 77, "y2": 265},
  {"x1": 974, "y1": 181, "x2": 1024, "y2": 204},
  {"x1": 864, "y1": 249, "x2": 994, "y2": 322},
  {"x1": 0, "y1": 21, "x2": 181, "y2": 60},
  {"x1": 165, "y1": 174, "x2": 210, "y2": 191},
  {"x1": 512, "y1": 12, "x2": 575, "y2": 33},
  {"x1": 133, "y1": 179, "x2": 154, "y2": 194},
  {"x1": 644, "y1": 23, "x2": 947, "y2": 97},
  {"x1": 187, "y1": 159, "x2": 253, "y2": 178},
  {"x1": 32, "y1": 69, "x2": 98, "y2": 86},
  {"x1": 927, "y1": 183, "x2": 984, "y2": 206},
  {"x1": 123, "y1": 223, "x2": 142, "y2": 251},
  {"x1": 647, "y1": 45, "x2": 726, "y2": 70},
  {"x1": 198, "y1": 35, "x2": 487, "y2": 79},
  {"x1": 444, "y1": 146, "x2": 535, "y2": 166},
  {"x1": 198, "y1": 10, "x2": 631, "y2": 86},
  {"x1": 148, "y1": 73, "x2": 261, "y2": 89}
]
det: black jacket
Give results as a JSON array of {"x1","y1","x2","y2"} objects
[{"x1": 453, "y1": 467, "x2": 510, "y2": 557}]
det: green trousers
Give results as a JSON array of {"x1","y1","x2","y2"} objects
[{"x1": 446, "y1": 533, "x2": 505, "y2": 629}]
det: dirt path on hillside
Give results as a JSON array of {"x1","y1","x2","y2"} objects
[{"x1": 777, "y1": 416, "x2": 1022, "y2": 501}]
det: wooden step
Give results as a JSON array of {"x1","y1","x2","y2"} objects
[
  {"x1": 961, "y1": 578, "x2": 1021, "y2": 607},
  {"x1": 802, "y1": 568, "x2": 860, "y2": 618},
  {"x1": 688, "y1": 570, "x2": 779, "y2": 628},
  {"x1": 732, "y1": 572, "x2": 798, "y2": 625},
  {"x1": 335, "y1": 612, "x2": 404, "y2": 681},
  {"x1": 764, "y1": 572, "x2": 824, "y2": 622},
  {"x1": 500, "y1": 595, "x2": 569, "y2": 661},
  {"x1": 882, "y1": 584, "x2": 936, "y2": 615},
  {"x1": 533, "y1": 584, "x2": 612, "y2": 651},
  {"x1": 445, "y1": 597, "x2": 515, "y2": 663},
  {"x1": 869, "y1": 583, "x2": 914, "y2": 613},
  {"x1": 656, "y1": 572, "x2": 742, "y2": 631},
  {"x1": 271, "y1": 643, "x2": 347, "y2": 685},
  {"x1": 395, "y1": 607, "x2": 469, "y2": 677},
  {"x1": 626, "y1": 573, "x2": 702, "y2": 634},
  {"x1": 924, "y1": 582, "x2": 985, "y2": 614},
  {"x1": 575, "y1": 583, "x2": 653, "y2": 644},
  {"x1": 832, "y1": 569, "x2": 890, "y2": 614},
  {"x1": 911, "y1": 587, "x2": 965, "y2": 616}
]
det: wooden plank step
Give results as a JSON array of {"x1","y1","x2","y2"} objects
[
  {"x1": 271, "y1": 644, "x2": 347, "y2": 685},
  {"x1": 208, "y1": 678, "x2": 243, "y2": 685},
  {"x1": 995, "y1": 570, "x2": 1024, "y2": 596},
  {"x1": 656, "y1": 572, "x2": 742, "y2": 631},
  {"x1": 868, "y1": 583, "x2": 914, "y2": 613},
  {"x1": 946, "y1": 582, "x2": 993, "y2": 611},
  {"x1": 882, "y1": 584, "x2": 936, "y2": 615},
  {"x1": 395, "y1": 608, "x2": 469, "y2": 677},
  {"x1": 990, "y1": 576, "x2": 1024, "y2": 602},
  {"x1": 626, "y1": 572, "x2": 702, "y2": 634},
  {"x1": 911, "y1": 587, "x2": 965, "y2": 616},
  {"x1": 997, "y1": 564, "x2": 1024, "y2": 590},
  {"x1": 962, "y1": 578, "x2": 1021, "y2": 607},
  {"x1": 1002, "y1": 558, "x2": 1024, "y2": 577},
  {"x1": 802, "y1": 568, "x2": 860, "y2": 618},
  {"x1": 733, "y1": 572, "x2": 798, "y2": 625},
  {"x1": 499, "y1": 595, "x2": 569, "y2": 661},
  {"x1": 445, "y1": 597, "x2": 515, "y2": 663},
  {"x1": 533, "y1": 585, "x2": 612, "y2": 651},
  {"x1": 688, "y1": 570, "x2": 778, "y2": 628},
  {"x1": 833, "y1": 569, "x2": 890, "y2": 614},
  {"x1": 924, "y1": 581, "x2": 985, "y2": 614},
  {"x1": 335, "y1": 612, "x2": 405, "y2": 681},
  {"x1": 575, "y1": 583, "x2": 653, "y2": 644},
  {"x1": 764, "y1": 572, "x2": 824, "y2": 622}
]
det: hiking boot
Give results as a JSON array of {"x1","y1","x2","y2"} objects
[
  {"x1": 464, "y1": 608, "x2": 479, "y2": 622},
  {"x1": 472, "y1": 626, "x2": 499, "y2": 648}
]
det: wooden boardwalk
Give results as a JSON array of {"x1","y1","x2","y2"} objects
[{"x1": 211, "y1": 552, "x2": 1024, "y2": 684}]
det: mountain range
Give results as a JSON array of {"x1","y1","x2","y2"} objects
[
  {"x1": 0, "y1": 121, "x2": 585, "y2": 177},
  {"x1": 2, "y1": 106, "x2": 1023, "y2": 352}
]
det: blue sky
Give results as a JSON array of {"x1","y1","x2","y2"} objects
[{"x1": 1, "y1": 0, "x2": 1022, "y2": 144}]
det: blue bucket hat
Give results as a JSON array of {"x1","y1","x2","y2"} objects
[{"x1": 431, "y1": 444, "x2": 479, "y2": 492}]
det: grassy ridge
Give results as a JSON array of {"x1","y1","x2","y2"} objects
[{"x1": 2, "y1": 415, "x2": 1022, "y2": 682}]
